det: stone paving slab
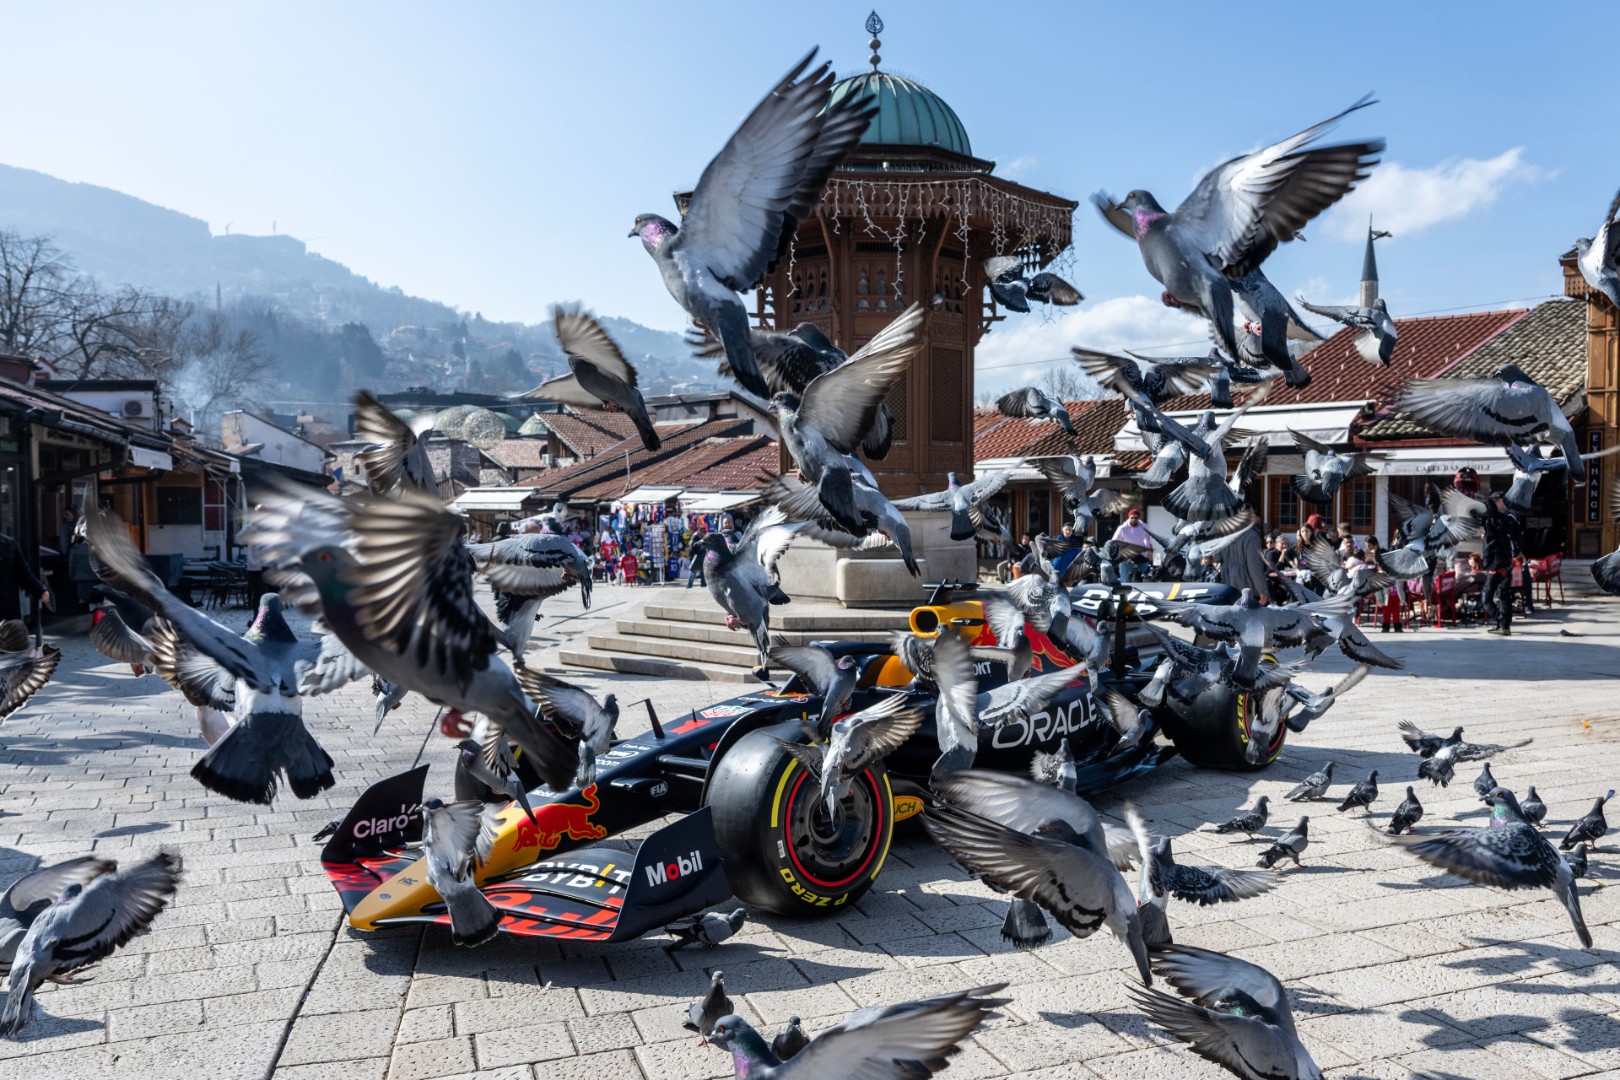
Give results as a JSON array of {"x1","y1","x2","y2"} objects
[{"x1": 0, "y1": 581, "x2": 1617, "y2": 1078}]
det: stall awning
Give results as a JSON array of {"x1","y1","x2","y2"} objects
[
  {"x1": 616, "y1": 486, "x2": 685, "y2": 505},
  {"x1": 681, "y1": 491, "x2": 761, "y2": 513},
  {"x1": 128, "y1": 446, "x2": 174, "y2": 471},
  {"x1": 1114, "y1": 401, "x2": 1370, "y2": 453},
  {"x1": 448, "y1": 487, "x2": 539, "y2": 512},
  {"x1": 1369, "y1": 446, "x2": 1515, "y2": 477}
]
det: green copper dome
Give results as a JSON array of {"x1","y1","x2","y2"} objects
[{"x1": 826, "y1": 71, "x2": 972, "y2": 158}]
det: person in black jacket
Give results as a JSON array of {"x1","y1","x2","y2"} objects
[
  {"x1": 0, "y1": 531, "x2": 49, "y2": 622},
  {"x1": 1481, "y1": 490, "x2": 1523, "y2": 637}
]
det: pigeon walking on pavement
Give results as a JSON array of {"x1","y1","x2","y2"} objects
[
  {"x1": 1389, "y1": 787, "x2": 1591, "y2": 948},
  {"x1": 664, "y1": 908, "x2": 747, "y2": 954},
  {"x1": 1336, "y1": 770, "x2": 1379, "y2": 815},
  {"x1": 521, "y1": 305, "x2": 661, "y2": 451},
  {"x1": 631, "y1": 50, "x2": 876, "y2": 400},
  {"x1": 1561, "y1": 790, "x2": 1612, "y2": 851},
  {"x1": 1257, "y1": 817, "x2": 1310, "y2": 869},
  {"x1": 1397, "y1": 363, "x2": 1588, "y2": 486},
  {"x1": 1128, "y1": 944, "x2": 1322, "y2": 1080},
  {"x1": 1213, "y1": 797, "x2": 1271, "y2": 840},
  {"x1": 984, "y1": 255, "x2": 1083, "y2": 312},
  {"x1": 1520, "y1": 786, "x2": 1548, "y2": 827},
  {"x1": 995, "y1": 386, "x2": 1076, "y2": 433},
  {"x1": 1575, "y1": 186, "x2": 1620, "y2": 310},
  {"x1": 771, "y1": 1016, "x2": 810, "y2": 1061},
  {"x1": 1285, "y1": 763, "x2": 1334, "y2": 802},
  {"x1": 1567, "y1": 843, "x2": 1589, "y2": 879},
  {"x1": 706, "y1": 982, "x2": 1009, "y2": 1079},
  {"x1": 0, "y1": 851, "x2": 181, "y2": 1036},
  {"x1": 1474, "y1": 762, "x2": 1498, "y2": 803},
  {"x1": 1093, "y1": 96, "x2": 1381, "y2": 380},
  {"x1": 1387, "y1": 787, "x2": 1423, "y2": 835},
  {"x1": 421, "y1": 798, "x2": 499, "y2": 948},
  {"x1": 1296, "y1": 295, "x2": 1398, "y2": 365},
  {"x1": 684, "y1": 970, "x2": 732, "y2": 1043}
]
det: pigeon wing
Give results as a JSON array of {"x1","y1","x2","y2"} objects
[
  {"x1": 1091, "y1": 192, "x2": 1138, "y2": 240},
  {"x1": 353, "y1": 390, "x2": 438, "y2": 496},
  {"x1": 527, "y1": 673, "x2": 608, "y2": 740},
  {"x1": 148, "y1": 619, "x2": 237, "y2": 710},
  {"x1": 838, "y1": 697, "x2": 925, "y2": 772},
  {"x1": 796, "y1": 304, "x2": 922, "y2": 454},
  {"x1": 425, "y1": 801, "x2": 486, "y2": 880},
  {"x1": 517, "y1": 369, "x2": 601, "y2": 410},
  {"x1": 1391, "y1": 825, "x2": 1558, "y2": 890},
  {"x1": 0, "y1": 857, "x2": 117, "y2": 921},
  {"x1": 1152, "y1": 943, "x2": 1290, "y2": 1016},
  {"x1": 38, "y1": 853, "x2": 180, "y2": 974},
  {"x1": 1397, "y1": 379, "x2": 1550, "y2": 442},
  {"x1": 995, "y1": 388, "x2": 1046, "y2": 418},
  {"x1": 766, "y1": 640, "x2": 844, "y2": 698},
  {"x1": 778, "y1": 983, "x2": 1007, "y2": 1080},
  {"x1": 1127, "y1": 986, "x2": 1307, "y2": 1080},
  {"x1": 550, "y1": 304, "x2": 639, "y2": 388},
  {"x1": 930, "y1": 770, "x2": 1107, "y2": 856},
  {"x1": 294, "y1": 632, "x2": 373, "y2": 697},
  {"x1": 88, "y1": 608, "x2": 154, "y2": 666}
]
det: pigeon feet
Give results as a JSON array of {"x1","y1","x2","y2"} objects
[
  {"x1": 724, "y1": 615, "x2": 743, "y2": 631},
  {"x1": 440, "y1": 709, "x2": 474, "y2": 738}
]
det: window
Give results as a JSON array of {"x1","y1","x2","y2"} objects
[
  {"x1": 1345, "y1": 477, "x2": 1375, "y2": 532},
  {"x1": 204, "y1": 479, "x2": 226, "y2": 532},
  {"x1": 156, "y1": 486, "x2": 202, "y2": 526},
  {"x1": 1268, "y1": 477, "x2": 1300, "y2": 530}
]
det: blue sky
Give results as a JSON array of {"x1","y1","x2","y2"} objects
[{"x1": 1, "y1": 1, "x2": 1613, "y2": 393}]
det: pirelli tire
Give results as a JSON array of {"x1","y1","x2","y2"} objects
[
  {"x1": 1161, "y1": 675, "x2": 1286, "y2": 771},
  {"x1": 705, "y1": 728, "x2": 895, "y2": 917}
]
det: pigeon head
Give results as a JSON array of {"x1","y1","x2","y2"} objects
[
  {"x1": 1493, "y1": 362, "x2": 1535, "y2": 387},
  {"x1": 706, "y1": 1014, "x2": 772, "y2": 1067},
  {"x1": 454, "y1": 740, "x2": 480, "y2": 765},
  {"x1": 422, "y1": 797, "x2": 445, "y2": 812},
  {"x1": 1484, "y1": 786, "x2": 1526, "y2": 821},
  {"x1": 835, "y1": 656, "x2": 857, "y2": 672},
  {"x1": 602, "y1": 693, "x2": 619, "y2": 717},
  {"x1": 1574, "y1": 237, "x2": 1593, "y2": 256},
  {"x1": 1152, "y1": 836, "x2": 1174, "y2": 860},
  {"x1": 1292, "y1": 816, "x2": 1309, "y2": 834},
  {"x1": 725, "y1": 908, "x2": 747, "y2": 930},
  {"x1": 297, "y1": 545, "x2": 360, "y2": 601},
  {"x1": 629, "y1": 213, "x2": 678, "y2": 253},
  {"x1": 247, "y1": 593, "x2": 297, "y2": 645},
  {"x1": 1118, "y1": 190, "x2": 1169, "y2": 234},
  {"x1": 1367, "y1": 770, "x2": 1379, "y2": 782},
  {"x1": 1255, "y1": 795, "x2": 1270, "y2": 811},
  {"x1": 767, "y1": 391, "x2": 800, "y2": 417}
]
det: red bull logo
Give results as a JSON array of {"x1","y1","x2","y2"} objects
[{"x1": 513, "y1": 785, "x2": 607, "y2": 852}]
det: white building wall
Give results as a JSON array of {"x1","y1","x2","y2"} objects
[{"x1": 222, "y1": 412, "x2": 327, "y2": 473}]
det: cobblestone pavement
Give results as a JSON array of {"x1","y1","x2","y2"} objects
[{"x1": 2, "y1": 582, "x2": 1618, "y2": 1079}]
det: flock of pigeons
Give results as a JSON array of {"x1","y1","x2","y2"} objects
[{"x1": 0, "y1": 42, "x2": 1615, "y2": 1079}]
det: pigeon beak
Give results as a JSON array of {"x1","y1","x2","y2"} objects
[
  {"x1": 627, "y1": 225, "x2": 640, "y2": 238},
  {"x1": 516, "y1": 789, "x2": 539, "y2": 826}
]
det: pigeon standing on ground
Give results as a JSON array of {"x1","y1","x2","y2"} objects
[
  {"x1": 683, "y1": 970, "x2": 732, "y2": 1043},
  {"x1": 526, "y1": 675, "x2": 619, "y2": 789},
  {"x1": 706, "y1": 983, "x2": 1009, "y2": 1079},
  {"x1": 1257, "y1": 817, "x2": 1310, "y2": 869},
  {"x1": 421, "y1": 798, "x2": 499, "y2": 948},
  {"x1": 522, "y1": 305, "x2": 661, "y2": 451},
  {"x1": 1520, "y1": 786, "x2": 1548, "y2": 827},
  {"x1": 995, "y1": 386, "x2": 1076, "y2": 433},
  {"x1": 0, "y1": 856, "x2": 117, "y2": 981},
  {"x1": 1562, "y1": 790, "x2": 1612, "y2": 850},
  {"x1": 1129, "y1": 944, "x2": 1322, "y2": 1080},
  {"x1": 0, "y1": 851, "x2": 181, "y2": 1036},
  {"x1": 1379, "y1": 788, "x2": 1421, "y2": 837},
  {"x1": 984, "y1": 255, "x2": 1083, "y2": 312},
  {"x1": 1094, "y1": 96, "x2": 1381, "y2": 380},
  {"x1": 631, "y1": 51, "x2": 877, "y2": 400},
  {"x1": 1289, "y1": 431, "x2": 1379, "y2": 505},
  {"x1": 771, "y1": 305, "x2": 921, "y2": 534},
  {"x1": 1296, "y1": 295, "x2": 1398, "y2": 365},
  {"x1": 1149, "y1": 837, "x2": 1277, "y2": 907},
  {"x1": 1575, "y1": 187, "x2": 1620, "y2": 310},
  {"x1": 1397, "y1": 363, "x2": 1588, "y2": 486},
  {"x1": 1285, "y1": 763, "x2": 1335, "y2": 802},
  {"x1": 664, "y1": 908, "x2": 747, "y2": 954},
  {"x1": 1213, "y1": 797, "x2": 1271, "y2": 840},
  {"x1": 1389, "y1": 787, "x2": 1590, "y2": 948},
  {"x1": 1474, "y1": 763, "x2": 1498, "y2": 803},
  {"x1": 771, "y1": 1016, "x2": 810, "y2": 1061},
  {"x1": 1336, "y1": 770, "x2": 1379, "y2": 815},
  {"x1": 698, "y1": 508, "x2": 805, "y2": 680},
  {"x1": 1567, "y1": 844, "x2": 1588, "y2": 879}
]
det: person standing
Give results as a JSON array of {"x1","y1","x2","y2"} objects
[
  {"x1": 1481, "y1": 489, "x2": 1523, "y2": 637},
  {"x1": 0, "y1": 529, "x2": 49, "y2": 622}
]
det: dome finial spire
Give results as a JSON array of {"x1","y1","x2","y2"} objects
[{"x1": 866, "y1": 11, "x2": 883, "y2": 71}]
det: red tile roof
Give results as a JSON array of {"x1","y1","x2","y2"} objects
[
  {"x1": 974, "y1": 397, "x2": 1128, "y2": 461},
  {"x1": 533, "y1": 419, "x2": 753, "y2": 501},
  {"x1": 539, "y1": 412, "x2": 643, "y2": 457},
  {"x1": 485, "y1": 439, "x2": 549, "y2": 469},
  {"x1": 686, "y1": 441, "x2": 782, "y2": 491}
]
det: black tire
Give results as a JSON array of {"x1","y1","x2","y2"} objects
[
  {"x1": 705, "y1": 728, "x2": 895, "y2": 917},
  {"x1": 1158, "y1": 678, "x2": 1286, "y2": 771}
]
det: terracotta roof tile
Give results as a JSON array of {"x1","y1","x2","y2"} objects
[
  {"x1": 484, "y1": 439, "x2": 550, "y2": 469},
  {"x1": 533, "y1": 419, "x2": 752, "y2": 501},
  {"x1": 1360, "y1": 300, "x2": 1586, "y2": 440},
  {"x1": 974, "y1": 397, "x2": 1128, "y2": 461},
  {"x1": 538, "y1": 411, "x2": 642, "y2": 457}
]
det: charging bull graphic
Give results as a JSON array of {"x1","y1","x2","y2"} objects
[{"x1": 514, "y1": 784, "x2": 607, "y2": 852}]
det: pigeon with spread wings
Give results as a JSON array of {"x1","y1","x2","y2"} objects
[
  {"x1": 521, "y1": 305, "x2": 660, "y2": 451},
  {"x1": 984, "y1": 254, "x2": 1083, "y2": 312}
]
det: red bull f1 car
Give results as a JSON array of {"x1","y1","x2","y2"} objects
[{"x1": 319, "y1": 580, "x2": 1277, "y2": 943}]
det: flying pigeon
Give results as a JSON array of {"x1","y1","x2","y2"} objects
[
  {"x1": 454, "y1": 737, "x2": 536, "y2": 824},
  {"x1": 353, "y1": 390, "x2": 438, "y2": 496},
  {"x1": 683, "y1": 969, "x2": 732, "y2": 1043},
  {"x1": 1132, "y1": 348, "x2": 1278, "y2": 411},
  {"x1": 1336, "y1": 770, "x2": 1380, "y2": 815},
  {"x1": 1093, "y1": 688, "x2": 1151, "y2": 750},
  {"x1": 978, "y1": 592, "x2": 1033, "y2": 682},
  {"x1": 1226, "y1": 270, "x2": 1322, "y2": 388},
  {"x1": 1596, "y1": 478, "x2": 1620, "y2": 593},
  {"x1": 664, "y1": 908, "x2": 747, "y2": 954},
  {"x1": 1143, "y1": 509, "x2": 1256, "y2": 562},
  {"x1": 768, "y1": 640, "x2": 858, "y2": 736},
  {"x1": 1561, "y1": 789, "x2": 1612, "y2": 851},
  {"x1": 1575, "y1": 186, "x2": 1620, "y2": 310},
  {"x1": 1296, "y1": 295, "x2": 1397, "y2": 365},
  {"x1": 1070, "y1": 347, "x2": 1212, "y2": 458},
  {"x1": 931, "y1": 771, "x2": 1144, "y2": 874},
  {"x1": 771, "y1": 1016, "x2": 810, "y2": 1061},
  {"x1": 242, "y1": 487, "x2": 579, "y2": 794},
  {"x1": 467, "y1": 529, "x2": 590, "y2": 663},
  {"x1": 1387, "y1": 787, "x2": 1423, "y2": 835},
  {"x1": 1029, "y1": 739, "x2": 1078, "y2": 792},
  {"x1": 1161, "y1": 586, "x2": 1354, "y2": 659},
  {"x1": 706, "y1": 982, "x2": 1009, "y2": 1078},
  {"x1": 1149, "y1": 837, "x2": 1276, "y2": 907},
  {"x1": 1139, "y1": 623, "x2": 1289, "y2": 704},
  {"x1": 0, "y1": 644, "x2": 59, "y2": 723},
  {"x1": 688, "y1": 319, "x2": 896, "y2": 459},
  {"x1": 894, "y1": 469, "x2": 1013, "y2": 542},
  {"x1": 1139, "y1": 427, "x2": 1189, "y2": 490},
  {"x1": 1520, "y1": 786, "x2": 1548, "y2": 827},
  {"x1": 761, "y1": 470, "x2": 918, "y2": 576},
  {"x1": 1256, "y1": 817, "x2": 1310, "y2": 869},
  {"x1": 1128, "y1": 944, "x2": 1322, "y2": 1080},
  {"x1": 1289, "y1": 430, "x2": 1378, "y2": 505},
  {"x1": 984, "y1": 255, "x2": 1083, "y2": 312},
  {"x1": 87, "y1": 585, "x2": 159, "y2": 675},
  {"x1": 995, "y1": 386, "x2": 1075, "y2": 433},
  {"x1": 772, "y1": 696, "x2": 923, "y2": 820},
  {"x1": 1161, "y1": 388, "x2": 1271, "y2": 521},
  {"x1": 521, "y1": 305, "x2": 660, "y2": 451},
  {"x1": 1397, "y1": 720, "x2": 1463, "y2": 758},
  {"x1": 1213, "y1": 796, "x2": 1271, "y2": 840},
  {"x1": 1094, "y1": 96, "x2": 1381, "y2": 379},
  {"x1": 632, "y1": 51, "x2": 877, "y2": 399},
  {"x1": 696, "y1": 507, "x2": 806, "y2": 678},
  {"x1": 0, "y1": 852, "x2": 181, "y2": 1036},
  {"x1": 1285, "y1": 763, "x2": 1334, "y2": 803},
  {"x1": 772, "y1": 304, "x2": 922, "y2": 533},
  {"x1": 526, "y1": 674, "x2": 619, "y2": 789},
  {"x1": 924, "y1": 798, "x2": 1153, "y2": 984},
  {"x1": 1397, "y1": 363, "x2": 1587, "y2": 485},
  {"x1": 0, "y1": 856, "x2": 117, "y2": 982},
  {"x1": 1029, "y1": 454, "x2": 1096, "y2": 502},
  {"x1": 1388, "y1": 787, "x2": 1590, "y2": 948},
  {"x1": 1473, "y1": 762, "x2": 1498, "y2": 803},
  {"x1": 421, "y1": 798, "x2": 500, "y2": 948},
  {"x1": 1278, "y1": 662, "x2": 1370, "y2": 731}
]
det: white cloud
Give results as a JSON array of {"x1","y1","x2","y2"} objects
[
  {"x1": 1323, "y1": 148, "x2": 1550, "y2": 240},
  {"x1": 999, "y1": 155, "x2": 1037, "y2": 180},
  {"x1": 974, "y1": 295, "x2": 1207, "y2": 395}
]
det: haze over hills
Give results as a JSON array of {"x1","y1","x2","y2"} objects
[{"x1": 0, "y1": 162, "x2": 703, "y2": 391}]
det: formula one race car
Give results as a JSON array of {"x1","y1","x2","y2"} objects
[{"x1": 319, "y1": 579, "x2": 1278, "y2": 944}]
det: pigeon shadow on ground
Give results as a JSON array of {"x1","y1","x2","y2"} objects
[
  {"x1": 791, "y1": 954, "x2": 883, "y2": 984},
  {"x1": 95, "y1": 821, "x2": 170, "y2": 838},
  {"x1": 1553, "y1": 1005, "x2": 1620, "y2": 1056},
  {"x1": 1, "y1": 731, "x2": 199, "y2": 768},
  {"x1": 0, "y1": 1010, "x2": 103, "y2": 1043},
  {"x1": 1396, "y1": 1004, "x2": 1549, "y2": 1048},
  {"x1": 1441, "y1": 937, "x2": 1620, "y2": 977}
]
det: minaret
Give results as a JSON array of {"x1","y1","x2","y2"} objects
[{"x1": 1361, "y1": 219, "x2": 1391, "y2": 307}]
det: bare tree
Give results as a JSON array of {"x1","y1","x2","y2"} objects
[
  {"x1": 1037, "y1": 363, "x2": 1103, "y2": 402},
  {"x1": 172, "y1": 311, "x2": 277, "y2": 432},
  {"x1": 0, "y1": 230, "x2": 72, "y2": 357}
]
